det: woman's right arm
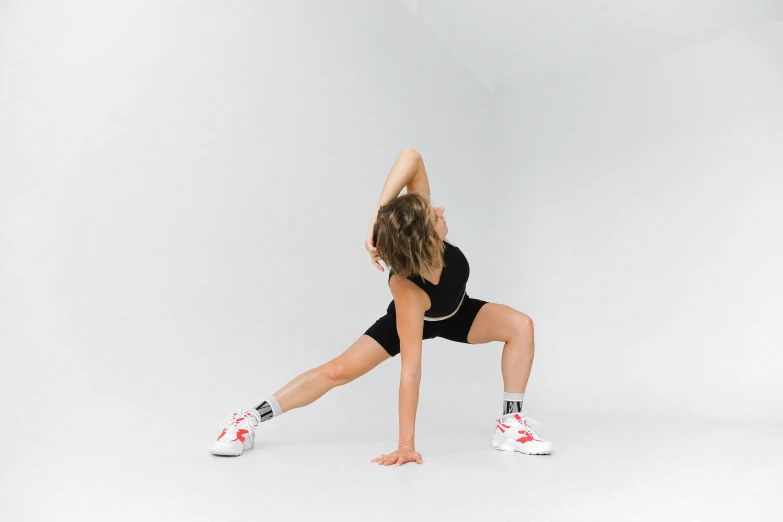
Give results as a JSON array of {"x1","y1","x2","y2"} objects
[
  {"x1": 367, "y1": 148, "x2": 430, "y2": 234},
  {"x1": 366, "y1": 149, "x2": 431, "y2": 271}
]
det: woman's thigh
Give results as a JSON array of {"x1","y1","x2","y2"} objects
[
  {"x1": 465, "y1": 302, "x2": 532, "y2": 345},
  {"x1": 326, "y1": 333, "x2": 392, "y2": 382}
]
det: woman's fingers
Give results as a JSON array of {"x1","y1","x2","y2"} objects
[
  {"x1": 372, "y1": 450, "x2": 423, "y2": 466},
  {"x1": 370, "y1": 252, "x2": 384, "y2": 271}
]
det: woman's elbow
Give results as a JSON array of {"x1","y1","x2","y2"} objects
[
  {"x1": 400, "y1": 368, "x2": 422, "y2": 382},
  {"x1": 400, "y1": 147, "x2": 421, "y2": 161}
]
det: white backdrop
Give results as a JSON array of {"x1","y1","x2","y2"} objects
[
  {"x1": 493, "y1": 20, "x2": 783, "y2": 422},
  {"x1": 2, "y1": 3, "x2": 782, "y2": 517},
  {"x1": 0, "y1": 0, "x2": 502, "y2": 478}
]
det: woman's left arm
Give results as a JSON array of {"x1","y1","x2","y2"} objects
[{"x1": 372, "y1": 277, "x2": 426, "y2": 466}]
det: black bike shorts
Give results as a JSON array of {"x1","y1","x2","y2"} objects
[{"x1": 364, "y1": 294, "x2": 489, "y2": 357}]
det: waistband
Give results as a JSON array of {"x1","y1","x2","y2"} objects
[{"x1": 422, "y1": 290, "x2": 466, "y2": 322}]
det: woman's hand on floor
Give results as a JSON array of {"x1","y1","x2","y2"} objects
[{"x1": 371, "y1": 447, "x2": 423, "y2": 466}]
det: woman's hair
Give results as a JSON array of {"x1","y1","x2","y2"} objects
[{"x1": 372, "y1": 193, "x2": 445, "y2": 281}]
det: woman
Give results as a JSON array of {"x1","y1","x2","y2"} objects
[{"x1": 211, "y1": 148, "x2": 554, "y2": 464}]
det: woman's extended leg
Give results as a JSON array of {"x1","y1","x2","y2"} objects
[
  {"x1": 272, "y1": 334, "x2": 391, "y2": 412},
  {"x1": 212, "y1": 335, "x2": 390, "y2": 456}
]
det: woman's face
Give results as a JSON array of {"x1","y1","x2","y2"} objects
[{"x1": 430, "y1": 204, "x2": 448, "y2": 240}]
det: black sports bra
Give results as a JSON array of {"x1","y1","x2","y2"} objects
[{"x1": 388, "y1": 241, "x2": 471, "y2": 318}]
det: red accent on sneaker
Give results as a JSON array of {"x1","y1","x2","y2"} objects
[
  {"x1": 516, "y1": 428, "x2": 544, "y2": 443},
  {"x1": 516, "y1": 431, "x2": 535, "y2": 444},
  {"x1": 217, "y1": 429, "x2": 227, "y2": 440},
  {"x1": 232, "y1": 429, "x2": 249, "y2": 443},
  {"x1": 514, "y1": 414, "x2": 522, "y2": 422}
]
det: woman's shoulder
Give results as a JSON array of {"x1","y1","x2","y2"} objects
[{"x1": 389, "y1": 272, "x2": 431, "y2": 312}]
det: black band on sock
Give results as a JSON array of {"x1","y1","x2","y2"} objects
[
  {"x1": 503, "y1": 400, "x2": 524, "y2": 415},
  {"x1": 255, "y1": 401, "x2": 275, "y2": 422}
]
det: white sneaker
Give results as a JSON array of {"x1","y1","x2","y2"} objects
[
  {"x1": 211, "y1": 409, "x2": 262, "y2": 456},
  {"x1": 492, "y1": 413, "x2": 555, "y2": 455}
]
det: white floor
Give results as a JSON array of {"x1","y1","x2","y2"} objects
[{"x1": 3, "y1": 414, "x2": 782, "y2": 521}]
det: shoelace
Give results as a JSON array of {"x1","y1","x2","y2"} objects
[
  {"x1": 499, "y1": 414, "x2": 544, "y2": 437},
  {"x1": 220, "y1": 409, "x2": 261, "y2": 438},
  {"x1": 517, "y1": 415, "x2": 544, "y2": 438}
]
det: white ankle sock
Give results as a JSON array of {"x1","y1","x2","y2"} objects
[
  {"x1": 254, "y1": 395, "x2": 283, "y2": 422},
  {"x1": 266, "y1": 395, "x2": 282, "y2": 417}
]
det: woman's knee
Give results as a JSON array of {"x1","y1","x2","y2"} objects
[
  {"x1": 320, "y1": 335, "x2": 390, "y2": 387},
  {"x1": 512, "y1": 312, "x2": 534, "y2": 339},
  {"x1": 321, "y1": 360, "x2": 354, "y2": 386}
]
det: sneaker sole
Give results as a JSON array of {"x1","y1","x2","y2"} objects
[
  {"x1": 492, "y1": 437, "x2": 555, "y2": 455},
  {"x1": 211, "y1": 437, "x2": 254, "y2": 457}
]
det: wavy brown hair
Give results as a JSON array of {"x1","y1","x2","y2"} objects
[{"x1": 371, "y1": 193, "x2": 445, "y2": 281}]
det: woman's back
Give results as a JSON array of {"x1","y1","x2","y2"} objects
[{"x1": 388, "y1": 240, "x2": 471, "y2": 318}]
